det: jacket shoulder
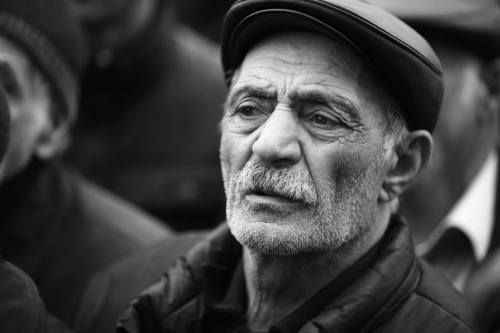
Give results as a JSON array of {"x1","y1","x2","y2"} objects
[
  {"x1": 116, "y1": 256, "x2": 203, "y2": 333},
  {"x1": 376, "y1": 260, "x2": 477, "y2": 332},
  {"x1": 116, "y1": 224, "x2": 235, "y2": 333}
]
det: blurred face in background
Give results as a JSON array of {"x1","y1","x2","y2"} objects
[
  {"x1": 401, "y1": 36, "x2": 500, "y2": 240},
  {"x1": 0, "y1": 36, "x2": 53, "y2": 182},
  {"x1": 69, "y1": 0, "x2": 157, "y2": 51}
]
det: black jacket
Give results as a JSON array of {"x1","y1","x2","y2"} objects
[
  {"x1": 0, "y1": 159, "x2": 171, "y2": 327},
  {"x1": 117, "y1": 217, "x2": 476, "y2": 333}
]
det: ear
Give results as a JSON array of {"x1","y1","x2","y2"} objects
[
  {"x1": 33, "y1": 119, "x2": 70, "y2": 160},
  {"x1": 380, "y1": 130, "x2": 433, "y2": 202}
]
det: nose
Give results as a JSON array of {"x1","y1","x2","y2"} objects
[{"x1": 252, "y1": 106, "x2": 301, "y2": 167}]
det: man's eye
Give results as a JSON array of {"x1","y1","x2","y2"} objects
[
  {"x1": 312, "y1": 115, "x2": 330, "y2": 125},
  {"x1": 235, "y1": 105, "x2": 261, "y2": 118},
  {"x1": 308, "y1": 113, "x2": 338, "y2": 128},
  {"x1": 224, "y1": 102, "x2": 268, "y2": 134}
]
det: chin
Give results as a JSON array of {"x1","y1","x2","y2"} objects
[
  {"x1": 227, "y1": 210, "x2": 344, "y2": 256},
  {"x1": 229, "y1": 221, "x2": 303, "y2": 255}
]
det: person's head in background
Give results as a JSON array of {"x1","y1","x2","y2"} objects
[
  {"x1": 69, "y1": 0, "x2": 162, "y2": 54},
  {"x1": 0, "y1": 0, "x2": 87, "y2": 183},
  {"x1": 372, "y1": 0, "x2": 500, "y2": 243}
]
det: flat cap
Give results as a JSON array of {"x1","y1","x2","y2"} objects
[
  {"x1": 221, "y1": 0, "x2": 444, "y2": 132},
  {"x1": 373, "y1": 0, "x2": 500, "y2": 58}
]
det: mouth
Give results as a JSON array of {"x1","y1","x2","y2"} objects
[{"x1": 243, "y1": 188, "x2": 303, "y2": 206}]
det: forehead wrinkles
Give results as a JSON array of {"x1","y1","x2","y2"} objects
[
  {"x1": 239, "y1": 35, "x2": 370, "y2": 99},
  {"x1": 244, "y1": 45, "x2": 364, "y2": 77}
]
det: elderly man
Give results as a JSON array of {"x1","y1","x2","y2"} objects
[
  {"x1": 0, "y1": 0, "x2": 172, "y2": 327},
  {"x1": 116, "y1": 0, "x2": 476, "y2": 332}
]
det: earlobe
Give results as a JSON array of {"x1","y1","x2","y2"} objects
[{"x1": 380, "y1": 130, "x2": 432, "y2": 202}]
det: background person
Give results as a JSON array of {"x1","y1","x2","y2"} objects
[
  {"x1": 0, "y1": 78, "x2": 71, "y2": 333},
  {"x1": 67, "y1": 0, "x2": 227, "y2": 230},
  {"x1": 0, "y1": 0, "x2": 172, "y2": 327},
  {"x1": 371, "y1": 0, "x2": 500, "y2": 330}
]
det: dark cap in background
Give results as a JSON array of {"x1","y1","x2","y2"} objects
[
  {"x1": 0, "y1": 0, "x2": 88, "y2": 123},
  {"x1": 221, "y1": 0, "x2": 445, "y2": 132}
]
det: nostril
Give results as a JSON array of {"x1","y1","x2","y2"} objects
[{"x1": 271, "y1": 157, "x2": 300, "y2": 168}]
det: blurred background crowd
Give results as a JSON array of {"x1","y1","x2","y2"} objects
[{"x1": 0, "y1": 0, "x2": 500, "y2": 332}]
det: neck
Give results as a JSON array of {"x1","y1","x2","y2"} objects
[
  {"x1": 242, "y1": 250, "x2": 337, "y2": 330},
  {"x1": 243, "y1": 206, "x2": 392, "y2": 331}
]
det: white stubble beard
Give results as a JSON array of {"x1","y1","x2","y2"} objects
[{"x1": 223, "y1": 158, "x2": 383, "y2": 256}]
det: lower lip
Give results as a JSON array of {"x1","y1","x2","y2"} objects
[{"x1": 244, "y1": 193, "x2": 303, "y2": 207}]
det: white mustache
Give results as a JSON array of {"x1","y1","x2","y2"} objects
[{"x1": 234, "y1": 160, "x2": 318, "y2": 205}]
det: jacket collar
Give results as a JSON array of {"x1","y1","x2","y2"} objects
[{"x1": 301, "y1": 216, "x2": 420, "y2": 332}]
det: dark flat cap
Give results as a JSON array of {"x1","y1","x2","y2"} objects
[
  {"x1": 221, "y1": 0, "x2": 444, "y2": 132},
  {"x1": 373, "y1": 0, "x2": 500, "y2": 58}
]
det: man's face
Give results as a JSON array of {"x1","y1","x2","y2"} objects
[
  {"x1": 0, "y1": 36, "x2": 52, "y2": 182},
  {"x1": 221, "y1": 32, "x2": 397, "y2": 256}
]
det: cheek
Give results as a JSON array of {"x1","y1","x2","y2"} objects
[
  {"x1": 310, "y1": 144, "x2": 386, "y2": 200},
  {"x1": 220, "y1": 130, "x2": 254, "y2": 183}
]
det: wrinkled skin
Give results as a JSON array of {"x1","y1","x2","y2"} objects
[
  {"x1": 220, "y1": 32, "x2": 399, "y2": 256},
  {"x1": 219, "y1": 32, "x2": 434, "y2": 330}
]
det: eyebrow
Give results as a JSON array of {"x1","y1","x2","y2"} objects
[
  {"x1": 290, "y1": 87, "x2": 362, "y2": 124},
  {"x1": 226, "y1": 83, "x2": 277, "y2": 108},
  {"x1": 226, "y1": 82, "x2": 362, "y2": 124}
]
